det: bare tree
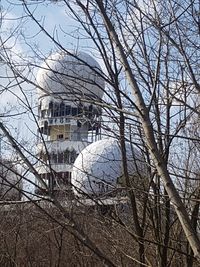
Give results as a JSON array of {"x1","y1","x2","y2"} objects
[{"x1": 0, "y1": 0, "x2": 200, "y2": 266}]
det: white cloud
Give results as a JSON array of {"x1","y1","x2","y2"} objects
[{"x1": 1, "y1": 10, "x2": 23, "y2": 64}]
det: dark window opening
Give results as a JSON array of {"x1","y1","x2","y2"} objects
[
  {"x1": 51, "y1": 153, "x2": 57, "y2": 163},
  {"x1": 49, "y1": 101, "x2": 53, "y2": 109},
  {"x1": 48, "y1": 103, "x2": 97, "y2": 119},
  {"x1": 65, "y1": 106, "x2": 71, "y2": 115},
  {"x1": 70, "y1": 150, "x2": 77, "y2": 163},
  {"x1": 58, "y1": 171, "x2": 71, "y2": 185},
  {"x1": 58, "y1": 152, "x2": 64, "y2": 163},
  {"x1": 43, "y1": 121, "x2": 49, "y2": 135},
  {"x1": 49, "y1": 149, "x2": 77, "y2": 164},
  {"x1": 57, "y1": 134, "x2": 64, "y2": 140},
  {"x1": 41, "y1": 110, "x2": 46, "y2": 118},
  {"x1": 60, "y1": 102, "x2": 65, "y2": 116},
  {"x1": 72, "y1": 107, "x2": 77, "y2": 116},
  {"x1": 78, "y1": 103, "x2": 83, "y2": 115}
]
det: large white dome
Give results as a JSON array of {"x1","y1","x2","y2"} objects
[
  {"x1": 72, "y1": 139, "x2": 146, "y2": 197},
  {"x1": 36, "y1": 51, "x2": 105, "y2": 101}
]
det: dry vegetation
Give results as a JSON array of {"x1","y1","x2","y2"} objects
[{"x1": 0, "y1": 201, "x2": 198, "y2": 267}]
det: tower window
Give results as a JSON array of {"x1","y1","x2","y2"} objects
[
  {"x1": 78, "y1": 103, "x2": 83, "y2": 115},
  {"x1": 60, "y1": 102, "x2": 65, "y2": 116},
  {"x1": 65, "y1": 106, "x2": 71, "y2": 115},
  {"x1": 72, "y1": 107, "x2": 77, "y2": 116},
  {"x1": 51, "y1": 152, "x2": 58, "y2": 163},
  {"x1": 49, "y1": 101, "x2": 53, "y2": 109},
  {"x1": 57, "y1": 134, "x2": 64, "y2": 140},
  {"x1": 41, "y1": 110, "x2": 46, "y2": 118},
  {"x1": 58, "y1": 152, "x2": 64, "y2": 163},
  {"x1": 53, "y1": 103, "x2": 59, "y2": 117}
]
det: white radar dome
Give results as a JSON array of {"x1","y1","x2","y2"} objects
[
  {"x1": 36, "y1": 51, "x2": 105, "y2": 101},
  {"x1": 72, "y1": 139, "x2": 146, "y2": 197}
]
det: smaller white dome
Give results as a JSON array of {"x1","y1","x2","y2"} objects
[
  {"x1": 36, "y1": 51, "x2": 105, "y2": 102},
  {"x1": 72, "y1": 139, "x2": 146, "y2": 197}
]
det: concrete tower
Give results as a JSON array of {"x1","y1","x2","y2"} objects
[{"x1": 35, "y1": 51, "x2": 105, "y2": 196}]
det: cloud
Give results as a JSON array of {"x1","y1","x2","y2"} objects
[{"x1": 1, "y1": 10, "x2": 23, "y2": 64}]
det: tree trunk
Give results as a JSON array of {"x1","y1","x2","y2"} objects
[{"x1": 95, "y1": 0, "x2": 200, "y2": 262}]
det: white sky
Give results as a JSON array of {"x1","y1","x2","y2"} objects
[{"x1": 0, "y1": 1, "x2": 88, "y2": 123}]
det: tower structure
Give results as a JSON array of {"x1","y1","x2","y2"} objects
[{"x1": 35, "y1": 51, "x2": 105, "y2": 196}]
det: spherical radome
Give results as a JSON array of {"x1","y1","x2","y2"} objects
[
  {"x1": 72, "y1": 139, "x2": 146, "y2": 197},
  {"x1": 36, "y1": 51, "x2": 105, "y2": 101}
]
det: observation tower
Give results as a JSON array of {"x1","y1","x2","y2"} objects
[{"x1": 35, "y1": 51, "x2": 105, "y2": 196}]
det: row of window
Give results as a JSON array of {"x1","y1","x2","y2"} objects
[
  {"x1": 39, "y1": 149, "x2": 78, "y2": 164},
  {"x1": 40, "y1": 103, "x2": 101, "y2": 119},
  {"x1": 40, "y1": 171, "x2": 71, "y2": 186}
]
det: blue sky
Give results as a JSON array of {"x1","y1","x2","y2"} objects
[
  {"x1": 0, "y1": 1, "x2": 86, "y2": 124},
  {"x1": 1, "y1": 1, "x2": 80, "y2": 55}
]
